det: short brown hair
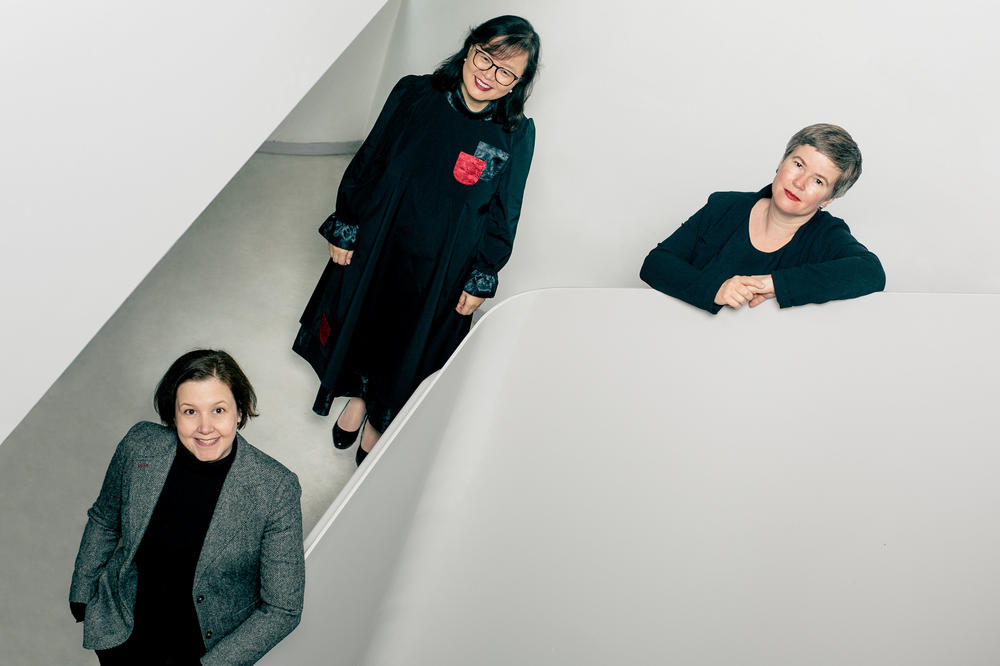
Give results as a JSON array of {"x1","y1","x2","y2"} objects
[
  {"x1": 154, "y1": 349, "x2": 259, "y2": 429},
  {"x1": 784, "y1": 123, "x2": 862, "y2": 198}
]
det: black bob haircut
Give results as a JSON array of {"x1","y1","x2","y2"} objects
[
  {"x1": 431, "y1": 15, "x2": 540, "y2": 133},
  {"x1": 154, "y1": 349, "x2": 259, "y2": 429}
]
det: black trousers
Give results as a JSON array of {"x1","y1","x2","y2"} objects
[{"x1": 96, "y1": 631, "x2": 202, "y2": 666}]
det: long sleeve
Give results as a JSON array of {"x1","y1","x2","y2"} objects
[
  {"x1": 200, "y1": 474, "x2": 305, "y2": 666},
  {"x1": 463, "y1": 119, "x2": 536, "y2": 298},
  {"x1": 772, "y1": 220, "x2": 886, "y2": 307},
  {"x1": 639, "y1": 193, "x2": 736, "y2": 314},
  {"x1": 319, "y1": 76, "x2": 421, "y2": 252},
  {"x1": 641, "y1": 190, "x2": 885, "y2": 313},
  {"x1": 69, "y1": 428, "x2": 132, "y2": 605}
]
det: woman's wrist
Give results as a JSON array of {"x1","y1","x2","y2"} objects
[{"x1": 319, "y1": 215, "x2": 358, "y2": 252}]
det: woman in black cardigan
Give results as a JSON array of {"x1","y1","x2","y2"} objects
[{"x1": 640, "y1": 123, "x2": 885, "y2": 313}]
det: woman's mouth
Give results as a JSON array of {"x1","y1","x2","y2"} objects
[
  {"x1": 784, "y1": 188, "x2": 801, "y2": 202},
  {"x1": 473, "y1": 76, "x2": 492, "y2": 92},
  {"x1": 195, "y1": 436, "x2": 220, "y2": 447}
]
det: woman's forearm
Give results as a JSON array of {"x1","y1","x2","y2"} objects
[
  {"x1": 773, "y1": 252, "x2": 886, "y2": 307},
  {"x1": 640, "y1": 246, "x2": 726, "y2": 313}
]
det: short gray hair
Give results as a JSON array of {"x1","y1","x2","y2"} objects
[{"x1": 783, "y1": 123, "x2": 862, "y2": 199}]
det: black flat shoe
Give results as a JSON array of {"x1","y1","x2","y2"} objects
[
  {"x1": 356, "y1": 421, "x2": 379, "y2": 466},
  {"x1": 333, "y1": 401, "x2": 365, "y2": 449}
]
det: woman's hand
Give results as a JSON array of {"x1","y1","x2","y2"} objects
[
  {"x1": 328, "y1": 243, "x2": 353, "y2": 266},
  {"x1": 455, "y1": 291, "x2": 485, "y2": 316},
  {"x1": 714, "y1": 275, "x2": 766, "y2": 309},
  {"x1": 747, "y1": 274, "x2": 775, "y2": 307}
]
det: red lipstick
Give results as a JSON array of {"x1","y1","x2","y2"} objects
[{"x1": 784, "y1": 188, "x2": 800, "y2": 202}]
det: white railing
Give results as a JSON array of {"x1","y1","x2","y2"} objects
[{"x1": 266, "y1": 288, "x2": 1000, "y2": 665}]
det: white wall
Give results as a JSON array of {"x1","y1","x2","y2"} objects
[
  {"x1": 266, "y1": 0, "x2": 402, "y2": 145},
  {"x1": 3, "y1": 0, "x2": 998, "y2": 444},
  {"x1": 373, "y1": 0, "x2": 1000, "y2": 308},
  {"x1": 0, "y1": 0, "x2": 388, "y2": 445}
]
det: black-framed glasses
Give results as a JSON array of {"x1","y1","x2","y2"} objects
[{"x1": 471, "y1": 46, "x2": 520, "y2": 86}]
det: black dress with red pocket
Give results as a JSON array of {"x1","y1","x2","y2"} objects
[{"x1": 293, "y1": 75, "x2": 535, "y2": 431}]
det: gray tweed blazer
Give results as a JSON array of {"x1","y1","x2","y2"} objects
[{"x1": 69, "y1": 421, "x2": 305, "y2": 665}]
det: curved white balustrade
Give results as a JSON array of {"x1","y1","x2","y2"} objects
[{"x1": 265, "y1": 288, "x2": 1000, "y2": 665}]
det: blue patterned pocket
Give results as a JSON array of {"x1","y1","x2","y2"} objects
[{"x1": 473, "y1": 141, "x2": 509, "y2": 182}]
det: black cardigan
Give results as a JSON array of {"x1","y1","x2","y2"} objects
[{"x1": 639, "y1": 186, "x2": 885, "y2": 313}]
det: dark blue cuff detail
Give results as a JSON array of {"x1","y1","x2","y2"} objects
[
  {"x1": 463, "y1": 268, "x2": 498, "y2": 298},
  {"x1": 319, "y1": 214, "x2": 358, "y2": 252}
]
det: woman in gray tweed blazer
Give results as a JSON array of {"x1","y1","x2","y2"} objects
[{"x1": 69, "y1": 350, "x2": 305, "y2": 665}]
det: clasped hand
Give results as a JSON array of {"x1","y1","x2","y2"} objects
[{"x1": 714, "y1": 274, "x2": 775, "y2": 309}]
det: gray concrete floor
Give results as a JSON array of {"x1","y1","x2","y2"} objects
[{"x1": 0, "y1": 152, "x2": 360, "y2": 664}]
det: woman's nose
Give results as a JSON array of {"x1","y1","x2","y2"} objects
[{"x1": 198, "y1": 415, "x2": 213, "y2": 432}]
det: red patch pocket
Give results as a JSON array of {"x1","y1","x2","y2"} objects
[
  {"x1": 320, "y1": 314, "x2": 331, "y2": 346},
  {"x1": 453, "y1": 151, "x2": 486, "y2": 185}
]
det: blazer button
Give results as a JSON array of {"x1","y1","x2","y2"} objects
[
  {"x1": 196, "y1": 595, "x2": 205, "y2": 603},
  {"x1": 205, "y1": 631, "x2": 213, "y2": 639}
]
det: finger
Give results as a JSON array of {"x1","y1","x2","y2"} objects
[
  {"x1": 749, "y1": 295, "x2": 764, "y2": 307},
  {"x1": 345, "y1": 250, "x2": 353, "y2": 265},
  {"x1": 456, "y1": 293, "x2": 467, "y2": 313}
]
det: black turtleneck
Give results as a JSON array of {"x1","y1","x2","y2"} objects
[
  {"x1": 126, "y1": 439, "x2": 236, "y2": 660},
  {"x1": 445, "y1": 86, "x2": 497, "y2": 120}
]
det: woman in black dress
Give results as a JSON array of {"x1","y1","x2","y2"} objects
[
  {"x1": 640, "y1": 123, "x2": 885, "y2": 313},
  {"x1": 293, "y1": 16, "x2": 540, "y2": 464}
]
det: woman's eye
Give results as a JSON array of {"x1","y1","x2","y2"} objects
[
  {"x1": 183, "y1": 409, "x2": 195, "y2": 415},
  {"x1": 794, "y1": 160, "x2": 802, "y2": 167},
  {"x1": 214, "y1": 407, "x2": 225, "y2": 414},
  {"x1": 815, "y1": 179, "x2": 824, "y2": 186}
]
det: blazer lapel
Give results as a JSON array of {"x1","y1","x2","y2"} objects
[
  {"x1": 123, "y1": 429, "x2": 176, "y2": 562},
  {"x1": 194, "y1": 433, "x2": 258, "y2": 577}
]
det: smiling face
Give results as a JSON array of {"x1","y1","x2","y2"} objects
[
  {"x1": 771, "y1": 144, "x2": 842, "y2": 217},
  {"x1": 175, "y1": 376, "x2": 239, "y2": 462},
  {"x1": 460, "y1": 41, "x2": 529, "y2": 112}
]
